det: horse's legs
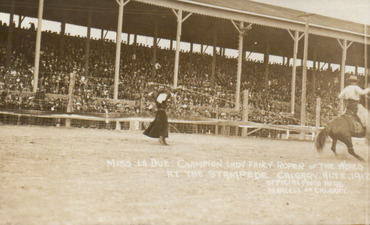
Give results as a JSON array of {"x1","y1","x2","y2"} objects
[
  {"x1": 342, "y1": 136, "x2": 365, "y2": 161},
  {"x1": 330, "y1": 139, "x2": 338, "y2": 156}
]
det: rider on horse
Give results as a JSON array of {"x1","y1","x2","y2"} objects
[
  {"x1": 338, "y1": 75, "x2": 369, "y2": 116},
  {"x1": 315, "y1": 75, "x2": 369, "y2": 161}
]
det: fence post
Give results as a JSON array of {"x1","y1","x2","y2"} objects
[
  {"x1": 140, "y1": 94, "x2": 144, "y2": 117},
  {"x1": 215, "y1": 105, "x2": 219, "y2": 135},
  {"x1": 315, "y1": 97, "x2": 321, "y2": 138},
  {"x1": 65, "y1": 71, "x2": 76, "y2": 128},
  {"x1": 115, "y1": 121, "x2": 121, "y2": 130},
  {"x1": 105, "y1": 108, "x2": 110, "y2": 129},
  {"x1": 242, "y1": 90, "x2": 249, "y2": 137},
  {"x1": 17, "y1": 92, "x2": 23, "y2": 125}
]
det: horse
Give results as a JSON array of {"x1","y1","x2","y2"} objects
[{"x1": 315, "y1": 104, "x2": 369, "y2": 161}]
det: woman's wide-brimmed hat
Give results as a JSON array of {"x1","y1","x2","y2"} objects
[{"x1": 347, "y1": 75, "x2": 358, "y2": 82}]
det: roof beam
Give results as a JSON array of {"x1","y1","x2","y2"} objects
[{"x1": 136, "y1": 0, "x2": 370, "y2": 44}]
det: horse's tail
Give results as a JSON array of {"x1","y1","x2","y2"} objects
[{"x1": 315, "y1": 126, "x2": 330, "y2": 153}]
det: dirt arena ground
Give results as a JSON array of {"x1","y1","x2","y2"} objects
[{"x1": 0, "y1": 125, "x2": 369, "y2": 225}]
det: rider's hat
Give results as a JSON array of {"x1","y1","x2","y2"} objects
[{"x1": 347, "y1": 75, "x2": 358, "y2": 83}]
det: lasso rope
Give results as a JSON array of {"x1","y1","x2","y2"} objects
[{"x1": 146, "y1": 82, "x2": 234, "y2": 104}]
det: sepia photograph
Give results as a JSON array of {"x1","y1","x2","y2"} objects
[{"x1": 0, "y1": 0, "x2": 369, "y2": 224}]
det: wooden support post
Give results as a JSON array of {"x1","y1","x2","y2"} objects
[
  {"x1": 18, "y1": 15, "x2": 25, "y2": 28},
  {"x1": 151, "y1": 22, "x2": 158, "y2": 82},
  {"x1": 115, "y1": 121, "x2": 121, "y2": 131},
  {"x1": 129, "y1": 121, "x2": 134, "y2": 131},
  {"x1": 300, "y1": 18, "x2": 310, "y2": 140},
  {"x1": 242, "y1": 90, "x2": 249, "y2": 137},
  {"x1": 5, "y1": 0, "x2": 15, "y2": 71},
  {"x1": 339, "y1": 39, "x2": 348, "y2": 113},
  {"x1": 312, "y1": 48, "x2": 317, "y2": 92},
  {"x1": 105, "y1": 108, "x2": 110, "y2": 129},
  {"x1": 336, "y1": 38, "x2": 352, "y2": 114},
  {"x1": 289, "y1": 30, "x2": 300, "y2": 115},
  {"x1": 17, "y1": 93, "x2": 22, "y2": 125},
  {"x1": 113, "y1": 0, "x2": 124, "y2": 100},
  {"x1": 172, "y1": 10, "x2": 192, "y2": 88},
  {"x1": 84, "y1": 11, "x2": 92, "y2": 77},
  {"x1": 211, "y1": 27, "x2": 217, "y2": 90},
  {"x1": 65, "y1": 71, "x2": 76, "y2": 128},
  {"x1": 235, "y1": 21, "x2": 244, "y2": 110},
  {"x1": 129, "y1": 120, "x2": 139, "y2": 131},
  {"x1": 17, "y1": 116, "x2": 21, "y2": 125},
  {"x1": 315, "y1": 97, "x2": 321, "y2": 138},
  {"x1": 264, "y1": 42, "x2": 270, "y2": 89},
  {"x1": 215, "y1": 105, "x2": 219, "y2": 135},
  {"x1": 364, "y1": 24, "x2": 368, "y2": 110},
  {"x1": 132, "y1": 35, "x2": 137, "y2": 61},
  {"x1": 173, "y1": 9, "x2": 183, "y2": 89},
  {"x1": 364, "y1": 25, "x2": 369, "y2": 145},
  {"x1": 221, "y1": 125, "x2": 226, "y2": 136},
  {"x1": 60, "y1": 20, "x2": 66, "y2": 59},
  {"x1": 140, "y1": 94, "x2": 144, "y2": 117},
  {"x1": 33, "y1": 0, "x2": 44, "y2": 93}
]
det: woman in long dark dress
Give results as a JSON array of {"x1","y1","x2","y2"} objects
[{"x1": 143, "y1": 88, "x2": 172, "y2": 145}]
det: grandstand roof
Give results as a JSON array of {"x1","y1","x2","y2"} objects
[{"x1": 1, "y1": 0, "x2": 369, "y2": 67}]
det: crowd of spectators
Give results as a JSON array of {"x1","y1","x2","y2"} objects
[{"x1": 0, "y1": 21, "x2": 365, "y2": 126}]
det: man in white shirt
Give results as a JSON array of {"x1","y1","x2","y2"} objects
[{"x1": 338, "y1": 75, "x2": 370, "y2": 115}]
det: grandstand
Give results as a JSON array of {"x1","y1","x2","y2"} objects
[
  {"x1": 0, "y1": 1, "x2": 369, "y2": 224},
  {"x1": 0, "y1": 23, "x2": 336, "y2": 138}
]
